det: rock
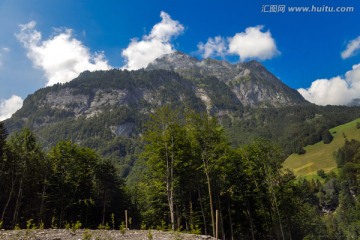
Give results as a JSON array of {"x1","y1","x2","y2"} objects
[{"x1": 0, "y1": 229, "x2": 217, "y2": 240}]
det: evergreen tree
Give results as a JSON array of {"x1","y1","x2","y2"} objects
[
  {"x1": 0, "y1": 122, "x2": 7, "y2": 160},
  {"x1": 322, "y1": 129, "x2": 333, "y2": 144}
]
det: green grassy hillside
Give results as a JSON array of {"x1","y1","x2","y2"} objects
[{"x1": 283, "y1": 118, "x2": 360, "y2": 179}]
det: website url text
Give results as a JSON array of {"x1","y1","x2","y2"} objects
[{"x1": 261, "y1": 5, "x2": 355, "y2": 13}]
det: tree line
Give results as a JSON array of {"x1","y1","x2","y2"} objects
[
  {"x1": 0, "y1": 122, "x2": 135, "y2": 230},
  {"x1": 2, "y1": 107, "x2": 360, "y2": 239},
  {"x1": 129, "y1": 106, "x2": 324, "y2": 239}
]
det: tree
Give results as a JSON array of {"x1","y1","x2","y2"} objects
[
  {"x1": 224, "y1": 140, "x2": 325, "y2": 239},
  {"x1": 94, "y1": 159, "x2": 129, "y2": 228},
  {"x1": 186, "y1": 111, "x2": 229, "y2": 237},
  {"x1": 141, "y1": 106, "x2": 191, "y2": 230},
  {"x1": 0, "y1": 128, "x2": 46, "y2": 228},
  {"x1": 322, "y1": 129, "x2": 333, "y2": 144},
  {"x1": 47, "y1": 141, "x2": 98, "y2": 227},
  {"x1": 0, "y1": 122, "x2": 7, "y2": 160}
]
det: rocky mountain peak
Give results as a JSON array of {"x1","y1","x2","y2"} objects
[
  {"x1": 147, "y1": 52, "x2": 308, "y2": 107},
  {"x1": 147, "y1": 51, "x2": 238, "y2": 72},
  {"x1": 147, "y1": 51, "x2": 199, "y2": 70}
]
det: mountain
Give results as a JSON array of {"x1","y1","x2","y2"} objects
[
  {"x1": 6, "y1": 52, "x2": 308, "y2": 136},
  {"x1": 5, "y1": 52, "x2": 360, "y2": 177},
  {"x1": 147, "y1": 52, "x2": 307, "y2": 107}
]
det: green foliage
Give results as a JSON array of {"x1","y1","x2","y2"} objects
[
  {"x1": 284, "y1": 118, "x2": 360, "y2": 178},
  {"x1": 26, "y1": 219, "x2": 36, "y2": 230},
  {"x1": 71, "y1": 221, "x2": 82, "y2": 233},
  {"x1": 38, "y1": 221, "x2": 44, "y2": 230},
  {"x1": 316, "y1": 139, "x2": 360, "y2": 237},
  {"x1": 141, "y1": 223, "x2": 147, "y2": 230},
  {"x1": 82, "y1": 229, "x2": 93, "y2": 240},
  {"x1": 51, "y1": 216, "x2": 58, "y2": 229},
  {"x1": 4, "y1": 101, "x2": 360, "y2": 239},
  {"x1": 174, "y1": 230, "x2": 183, "y2": 240},
  {"x1": 295, "y1": 145, "x2": 306, "y2": 155},
  {"x1": 64, "y1": 222, "x2": 70, "y2": 230},
  {"x1": 322, "y1": 129, "x2": 333, "y2": 144},
  {"x1": 119, "y1": 221, "x2": 126, "y2": 235},
  {"x1": 111, "y1": 213, "x2": 115, "y2": 230},
  {"x1": 134, "y1": 108, "x2": 328, "y2": 239},
  {"x1": 0, "y1": 122, "x2": 7, "y2": 160},
  {"x1": 147, "y1": 230, "x2": 153, "y2": 240},
  {"x1": 0, "y1": 128, "x2": 47, "y2": 229},
  {"x1": 189, "y1": 224, "x2": 201, "y2": 235},
  {"x1": 97, "y1": 223, "x2": 110, "y2": 230},
  {"x1": 47, "y1": 141, "x2": 98, "y2": 227},
  {"x1": 317, "y1": 169, "x2": 327, "y2": 179},
  {"x1": 227, "y1": 106, "x2": 360, "y2": 154},
  {"x1": 0, "y1": 126, "x2": 135, "y2": 230},
  {"x1": 156, "y1": 220, "x2": 168, "y2": 231}
]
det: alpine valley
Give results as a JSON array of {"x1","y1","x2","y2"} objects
[
  {"x1": 4, "y1": 52, "x2": 360, "y2": 177},
  {"x1": 4, "y1": 52, "x2": 360, "y2": 239}
]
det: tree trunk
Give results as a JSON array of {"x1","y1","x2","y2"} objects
[
  {"x1": 12, "y1": 177, "x2": 23, "y2": 228},
  {"x1": 205, "y1": 168, "x2": 215, "y2": 237},
  {"x1": 228, "y1": 205, "x2": 234, "y2": 240},
  {"x1": 246, "y1": 201, "x2": 255, "y2": 240},
  {"x1": 217, "y1": 197, "x2": 225, "y2": 240},
  {"x1": 198, "y1": 188, "x2": 208, "y2": 235},
  {"x1": 188, "y1": 196, "x2": 193, "y2": 232},
  {"x1": 1, "y1": 172, "x2": 16, "y2": 223},
  {"x1": 264, "y1": 164, "x2": 285, "y2": 240},
  {"x1": 219, "y1": 207, "x2": 225, "y2": 240},
  {"x1": 165, "y1": 139, "x2": 175, "y2": 231},
  {"x1": 272, "y1": 189, "x2": 285, "y2": 240},
  {"x1": 39, "y1": 175, "x2": 47, "y2": 224},
  {"x1": 102, "y1": 192, "x2": 107, "y2": 225}
]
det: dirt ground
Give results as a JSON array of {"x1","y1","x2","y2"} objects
[{"x1": 0, "y1": 229, "x2": 216, "y2": 240}]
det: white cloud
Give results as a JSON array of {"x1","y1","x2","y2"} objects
[
  {"x1": 16, "y1": 21, "x2": 111, "y2": 86},
  {"x1": 0, "y1": 95, "x2": 23, "y2": 121},
  {"x1": 298, "y1": 64, "x2": 360, "y2": 105},
  {"x1": 198, "y1": 36, "x2": 227, "y2": 58},
  {"x1": 121, "y1": 11, "x2": 184, "y2": 70},
  {"x1": 341, "y1": 36, "x2": 360, "y2": 59},
  {"x1": 197, "y1": 25, "x2": 279, "y2": 61},
  {"x1": 228, "y1": 25, "x2": 279, "y2": 61}
]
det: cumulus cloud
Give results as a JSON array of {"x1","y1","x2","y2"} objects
[
  {"x1": 198, "y1": 36, "x2": 227, "y2": 58},
  {"x1": 0, "y1": 95, "x2": 23, "y2": 121},
  {"x1": 197, "y1": 25, "x2": 279, "y2": 61},
  {"x1": 228, "y1": 25, "x2": 279, "y2": 61},
  {"x1": 121, "y1": 11, "x2": 184, "y2": 70},
  {"x1": 341, "y1": 36, "x2": 360, "y2": 59},
  {"x1": 298, "y1": 64, "x2": 360, "y2": 105},
  {"x1": 16, "y1": 21, "x2": 111, "y2": 86}
]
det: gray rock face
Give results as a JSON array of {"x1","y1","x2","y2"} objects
[
  {"x1": 6, "y1": 52, "x2": 308, "y2": 139},
  {"x1": 147, "y1": 51, "x2": 307, "y2": 107},
  {"x1": 42, "y1": 88, "x2": 130, "y2": 118}
]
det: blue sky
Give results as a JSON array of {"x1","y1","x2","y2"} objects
[{"x1": 1, "y1": 0, "x2": 360, "y2": 120}]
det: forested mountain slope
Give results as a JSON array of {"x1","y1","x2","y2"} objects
[{"x1": 4, "y1": 54, "x2": 360, "y2": 177}]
